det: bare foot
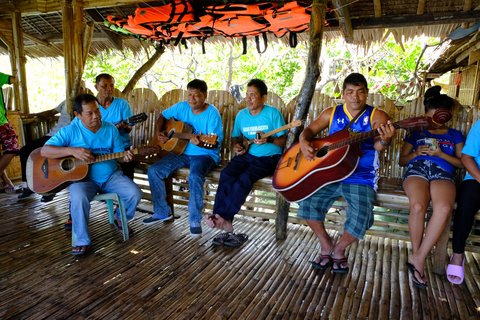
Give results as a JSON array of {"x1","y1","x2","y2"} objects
[{"x1": 204, "y1": 214, "x2": 233, "y2": 232}]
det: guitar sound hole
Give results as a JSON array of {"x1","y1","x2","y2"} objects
[
  {"x1": 316, "y1": 147, "x2": 328, "y2": 158},
  {"x1": 61, "y1": 158, "x2": 75, "y2": 171}
]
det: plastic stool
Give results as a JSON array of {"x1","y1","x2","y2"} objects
[{"x1": 93, "y1": 193, "x2": 129, "y2": 241}]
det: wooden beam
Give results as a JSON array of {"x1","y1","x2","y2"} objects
[
  {"x1": 62, "y1": 0, "x2": 75, "y2": 114},
  {"x1": 331, "y1": 0, "x2": 353, "y2": 43},
  {"x1": 373, "y1": 0, "x2": 382, "y2": 17},
  {"x1": 351, "y1": 11, "x2": 480, "y2": 29},
  {"x1": 464, "y1": 0, "x2": 473, "y2": 11},
  {"x1": 84, "y1": 9, "x2": 123, "y2": 50},
  {"x1": 417, "y1": 0, "x2": 426, "y2": 15},
  {"x1": 11, "y1": 11, "x2": 29, "y2": 113},
  {"x1": 0, "y1": 0, "x2": 159, "y2": 15},
  {"x1": 468, "y1": 49, "x2": 480, "y2": 65},
  {"x1": 456, "y1": 40, "x2": 480, "y2": 64}
]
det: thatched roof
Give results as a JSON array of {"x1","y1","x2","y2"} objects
[{"x1": 0, "y1": 0, "x2": 479, "y2": 71}]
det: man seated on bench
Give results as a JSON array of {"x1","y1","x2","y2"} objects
[
  {"x1": 205, "y1": 79, "x2": 287, "y2": 247},
  {"x1": 41, "y1": 94, "x2": 141, "y2": 255},
  {"x1": 143, "y1": 79, "x2": 223, "y2": 238},
  {"x1": 18, "y1": 80, "x2": 86, "y2": 202},
  {"x1": 297, "y1": 73, "x2": 395, "y2": 274}
]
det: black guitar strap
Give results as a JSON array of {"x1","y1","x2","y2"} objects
[{"x1": 344, "y1": 105, "x2": 368, "y2": 130}]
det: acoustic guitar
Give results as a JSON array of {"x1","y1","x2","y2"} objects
[
  {"x1": 240, "y1": 119, "x2": 302, "y2": 149},
  {"x1": 155, "y1": 118, "x2": 218, "y2": 155},
  {"x1": 272, "y1": 110, "x2": 452, "y2": 202},
  {"x1": 26, "y1": 147, "x2": 139, "y2": 195}
]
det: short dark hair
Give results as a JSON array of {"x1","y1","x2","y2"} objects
[
  {"x1": 187, "y1": 79, "x2": 208, "y2": 94},
  {"x1": 423, "y1": 85, "x2": 454, "y2": 112},
  {"x1": 74, "y1": 94, "x2": 98, "y2": 114},
  {"x1": 247, "y1": 79, "x2": 268, "y2": 96},
  {"x1": 95, "y1": 73, "x2": 114, "y2": 84},
  {"x1": 343, "y1": 73, "x2": 368, "y2": 91}
]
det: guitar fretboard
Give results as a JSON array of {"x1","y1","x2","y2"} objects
[
  {"x1": 324, "y1": 120, "x2": 426, "y2": 152},
  {"x1": 89, "y1": 148, "x2": 138, "y2": 164}
]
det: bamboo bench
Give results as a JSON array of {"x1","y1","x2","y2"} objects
[{"x1": 128, "y1": 88, "x2": 480, "y2": 277}]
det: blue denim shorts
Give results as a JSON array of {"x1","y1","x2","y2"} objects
[
  {"x1": 403, "y1": 159, "x2": 455, "y2": 183},
  {"x1": 298, "y1": 182, "x2": 375, "y2": 239}
]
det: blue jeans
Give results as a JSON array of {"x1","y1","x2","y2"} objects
[
  {"x1": 69, "y1": 170, "x2": 142, "y2": 247},
  {"x1": 147, "y1": 153, "x2": 215, "y2": 226}
]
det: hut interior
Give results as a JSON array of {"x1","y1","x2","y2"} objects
[{"x1": 1, "y1": 0, "x2": 480, "y2": 319}]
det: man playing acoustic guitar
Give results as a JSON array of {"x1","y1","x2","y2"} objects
[
  {"x1": 143, "y1": 79, "x2": 223, "y2": 238},
  {"x1": 205, "y1": 79, "x2": 287, "y2": 247},
  {"x1": 41, "y1": 94, "x2": 141, "y2": 255},
  {"x1": 298, "y1": 73, "x2": 395, "y2": 273}
]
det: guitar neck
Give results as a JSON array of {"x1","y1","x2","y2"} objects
[
  {"x1": 172, "y1": 132, "x2": 195, "y2": 141},
  {"x1": 247, "y1": 122, "x2": 299, "y2": 144},
  {"x1": 327, "y1": 121, "x2": 410, "y2": 151},
  {"x1": 90, "y1": 149, "x2": 136, "y2": 164}
]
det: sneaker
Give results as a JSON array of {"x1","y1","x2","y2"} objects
[
  {"x1": 190, "y1": 225, "x2": 202, "y2": 238},
  {"x1": 41, "y1": 194, "x2": 55, "y2": 202},
  {"x1": 143, "y1": 215, "x2": 173, "y2": 225},
  {"x1": 18, "y1": 187, "x2": 34, "y2": 199}
]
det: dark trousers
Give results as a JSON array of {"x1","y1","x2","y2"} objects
[
  {"x1": 213, "y1": 153, "x2": 280, "y2": 221},
  {"x1": 452, "y1": 179, "x2": 480, "y2": 253},
  {"x1": 19, "y1": 135, "x2": 52, "y2": 182}
]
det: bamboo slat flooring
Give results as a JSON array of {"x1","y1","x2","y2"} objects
[{"x1": 1, "y1": 191, "x2": 480, "y2": 320}]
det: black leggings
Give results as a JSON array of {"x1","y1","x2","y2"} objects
[{"x1": 452, "y1": 179, "x2": 480, "y2": 253}]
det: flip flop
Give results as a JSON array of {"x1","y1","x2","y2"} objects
[
  {"x1": 71, "y1": 245, "x2": 90, "y2": 256},
  {"x1": 406, "y1": 262, "x2": 428, "y2": 288},
  {"x1": 223, "y1": 233, "x2": 248, "y2": 248},
  {"x1": 212, "y1": 232, "x2": 231, "y2": 246},
  {"x1": 311, "y1": 254, "x2": 333, "y2": 270},
  {"x1": 446, "y1": 257, "x2": 465, "y2": 285},
  {"x1": 332, "y1": 257, "x2": 349, "y2": 274}
]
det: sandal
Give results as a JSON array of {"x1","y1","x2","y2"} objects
[
  {"x1": 71, "y1": 245, "x2": 90, "y2": 256},
  {"x1": 311, "y1": 254, "x2": 333, "y2": 270},
  {"x1": 223, "y1": 233, "x2": 248, "y2": 248},
  {"x1": 212, "y1": 232, "x2": 231, "y2": 246},
  {"x1": 332, "y1": 257, "x2": 349, "y2": 274},
  {"x1": 406, "y1": 262, "x2": 428, "y2": 288},
  {"x1": 446, "y1": 256, "x2": 465, "y2": 285}
]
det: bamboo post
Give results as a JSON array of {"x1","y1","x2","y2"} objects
[
  {"x1": 275, "y1": 0, "x2": 326, "y2": 240},
  {"x1": 62, "y1": 0, "x2": 75, "y2": 115},
  {"x1": 11, "y1": 11, "x2": 28, "y2": 113}
]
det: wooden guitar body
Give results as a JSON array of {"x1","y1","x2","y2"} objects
[
  {"x1": 26, "y1": 148, "x2": 88, "y2": 194},
  {"x1": 272, "y1": 129, "x2": 360, "y2": 202},
  {"x1": 157, "y1": 118, "x2": 192, "y2": 154}
]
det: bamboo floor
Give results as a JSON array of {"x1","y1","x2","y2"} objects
[{"x1": 1, "y1": 190, "x2": 480, "y2": 320}]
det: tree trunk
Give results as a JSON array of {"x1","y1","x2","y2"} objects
[
  {"x1": 122, "y1": 46, "x2": 165, "y2": 96},
  {"x1": 275, "y1": 0, "x2": 326, "y2": 240}
]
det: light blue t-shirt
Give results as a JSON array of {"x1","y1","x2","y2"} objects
[
  {"x1": 232, "y1": 105, "x2": 286, "y2": 157},
  {"x1": 45, "y1": 119, "x2": 124, "y2": 184},
  {"x1": 162, "y1": 101, "x2": 223, "y2": 163},
  {"x1": 99, "y1": 97, "x2": 133, "y2": 149},
  {"x1": 462, "y1": 119, "x2": 480, "y2": 181}
]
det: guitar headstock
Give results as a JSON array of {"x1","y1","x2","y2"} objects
[
  {"x1": 199, "y1": 134, "x2": 218, "y2": 149},
  {"x1": 397, "y1": 109, "x2": 453, "y2": 131},
  {"x1": 127, "y1": 112, "x2": 148, "y2": 126},
  {"x1": 288, "y1": 119, "x2": 303, "y2": 129}
]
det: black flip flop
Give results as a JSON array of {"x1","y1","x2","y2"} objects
[
  {"x1": 406, "y1": 262, "x2": 428, "y2": 288},
  {"x1": 311, "y1": 254, "x2": 333, "y2": 270},
  {"x1": 223, "y1": 233, "x2": 248, "y2": 248}
]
